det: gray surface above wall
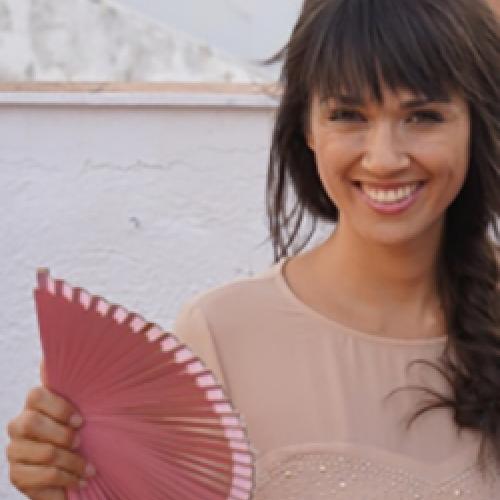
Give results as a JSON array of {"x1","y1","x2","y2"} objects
[
  {"x1": 116, "y1": 0, "x2": 303, "y2": 68},
  {"x1": 0, "y1": 0, "x2": 281, "y2": 82}
]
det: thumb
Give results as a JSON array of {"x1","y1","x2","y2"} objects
[{"x1": 39, "y1": 358, "x2": 48, "y2": 387}]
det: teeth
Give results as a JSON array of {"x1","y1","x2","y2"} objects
[{"x1": 362, "y1": 183, "x2": 419, "y2": 204}]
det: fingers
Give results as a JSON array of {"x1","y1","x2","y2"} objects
[
  {"x1": 25, "y1": 385, "x2": 81, "y2": 429},
  {"x1": 9, "y1": 462, "x2": 82, "y2": 492},
  {"x1": 6, "y1": 439, "x2": 91, "y2": 479},
  {"x1": 6, "y1": 385, "x2": 93, "y2": 499},
  {"x1": 8, "y1": 409, "x2": 79, "y2": 450},
  {"x1": 23, "y1": 488, "x2": 67, "y2": 500}
]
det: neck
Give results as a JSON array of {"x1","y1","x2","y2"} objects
[{"x1": 315, "y1": 217, "x2": 445, "y2": 314}]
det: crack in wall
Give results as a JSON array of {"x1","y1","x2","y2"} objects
[{"x1": 82, "y1": 158, "x2": 193, "y2": 172}]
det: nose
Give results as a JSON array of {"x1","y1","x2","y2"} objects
[{"x1": 361, "y1": 121, "x2": 410, "y2": 173}]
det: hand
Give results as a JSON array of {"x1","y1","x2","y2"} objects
[{"x1": 5, "y1": 360, "x2": 96, "y2": 499}]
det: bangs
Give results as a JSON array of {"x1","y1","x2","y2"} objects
[{"x1": 302, "y1": 0, "x2": 462, "y2": 104}]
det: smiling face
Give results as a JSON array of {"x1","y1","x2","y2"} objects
[{"x1": 306, "y1": 85, "x2": 471, "y2": 247}]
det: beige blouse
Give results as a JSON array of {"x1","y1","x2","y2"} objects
[{"x1": 173, "y1": 257, "x2": 499, "y2": 499}]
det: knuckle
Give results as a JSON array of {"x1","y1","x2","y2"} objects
[
  {"x1": 18, "y1": 410, "x2": 40, "y2": 436},
  {"x1": 9, "y1": 464, "x2": 21, "y2": 488},
  {"x1": 5, "y1": 441, "x2": 16, "y2": 462},
  {"x1": 74, "y1": 454, "x2": 87, "y2": 476},
  {"x1": 43, "y1": 466, "x2": 60, "y2": 484},
  {"x1": 39, "y1": 443, "x2": 58, "y2": 464},
  {"x1": 26, "y1": 386, "x2": 45, "y2": 408},
  {"x1": 6, "y1": 417, "x2": 18, "y2": 438},
  {"x1": 63, "y1": 428, "x2": 76, "y2": 448}
]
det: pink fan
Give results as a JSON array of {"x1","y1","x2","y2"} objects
[{"x1": 33, "y1": 268, "x2": 255, "y2": 500}]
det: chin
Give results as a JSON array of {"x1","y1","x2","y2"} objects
[{"x1": 357, "y1": 224, "x2": 431, "y2": 247}]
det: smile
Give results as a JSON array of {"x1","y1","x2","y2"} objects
[
  {"x1": 362, "y1": 183, "x2": 420, "y2": 203},
  {"x1": 353, "y1": 181, "x2": 427, "y2": 215}
]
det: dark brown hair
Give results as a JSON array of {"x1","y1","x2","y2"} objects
[{"x1": 263, "y1": 0, "x2": 500, "y2": 474}]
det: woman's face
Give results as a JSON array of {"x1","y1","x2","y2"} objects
[{"x1": 306, "y1": 85, "x2": 471, "y2": 247}]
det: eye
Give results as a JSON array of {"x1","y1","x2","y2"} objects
[
  {"x1": 408, "y1": 111, "x2": 444, "y2": 123},
  {"x1": 328, "y1": 109, "x2": 365, "y2": 122}
]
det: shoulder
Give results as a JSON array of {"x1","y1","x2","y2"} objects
[
  {"x1": 174, "y1": 262, "x2": 282, "y2": 331},
  {"x1": 172, "y1": 261, "x2": 283, "y2": 389}
]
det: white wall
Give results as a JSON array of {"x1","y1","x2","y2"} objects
[
  {"x1": 0, "y1": 85, "x2": 333, "y2": 498},
  {"x1": 0, "y1": 87, "x2": 280, "y2": 498}
]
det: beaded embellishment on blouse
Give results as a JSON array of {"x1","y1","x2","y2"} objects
[{"x1": 254, "y1": 447, "x2": 499, "y2": 500}]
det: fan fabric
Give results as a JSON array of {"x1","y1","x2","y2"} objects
[{"x1": 34, "y1": 268, "x2": 255, "y2": 500}]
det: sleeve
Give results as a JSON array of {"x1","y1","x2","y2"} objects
[{"x1": 173, "y1": 300, "x2": 229, "y2": 394}]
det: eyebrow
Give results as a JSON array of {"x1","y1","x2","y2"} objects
[{"x1": 322, "y1": 95, "x2": 452, "y2": 108}]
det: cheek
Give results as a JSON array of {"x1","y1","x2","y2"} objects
[
  {"x1": 313, "y1": 134, "x2": 360, "y2": 180},
  {"x1": 313, "y1": 144, "x2": 350, "y2": 202},
  {"x1": 425, "y1": 122, "x2": 471, "y2": 185},
  {"x1": 411, "y1": 130, "x2": 469, "y2": 178},
  {"x1": 411, "y1": 141, "x2": 470, "y2": 214}
]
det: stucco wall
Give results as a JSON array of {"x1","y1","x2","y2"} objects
[{"x1": 0, "y1": 84, "x2": 269, "y2": 498}]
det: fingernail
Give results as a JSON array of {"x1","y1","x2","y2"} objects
[
  {"x1": 71, "y1": 434, "x2": 81, "y2": 449},
  {"x1": 85, "y1": 463, "x2": 96, "y2": 477},
  {"x1": 79, "y1": 479, "x2": 88, "y2": 489},
  {"x1": 69, "y1": 414, "x2": 83, "y2": 428}
]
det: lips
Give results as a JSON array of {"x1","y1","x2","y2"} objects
[{"x1": 352, "y1": 180, "x2": 426, "y2": 214}]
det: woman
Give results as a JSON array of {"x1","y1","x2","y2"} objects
[{"x1": 6, "y1": 0, "x2": 499, "y2": 498}]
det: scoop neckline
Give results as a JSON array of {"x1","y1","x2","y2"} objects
[{"x1": 273, "y1": 256, "x2": 448, "y2": 347}]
